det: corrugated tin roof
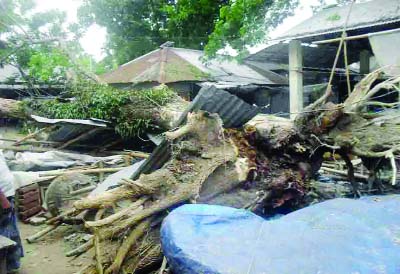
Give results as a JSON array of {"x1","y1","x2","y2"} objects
[
  {"x1": 277, "y1": 0, "x2": 400, "y2": 41},
  {"x1": 32, "y1": 115, "x2": 114, "y2": 145},
  {"x1": 245, "y1": 42, "x2": 360, "y2": 69},
  {"x1": 99, "y1": 47, "x2": 286, "y2": 85},
  {"x1": 131, "y1": 86, "x2": 259, "y2": 179},
  {"x1": 31, "y1": 115, "x2": 109, "y2": 127}
]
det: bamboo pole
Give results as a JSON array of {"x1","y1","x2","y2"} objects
[
  {"x1": 320, "y1": 166, "x2": 368, "y2": 180},
  {"x1": 14, "y1": 125, "x2": 56, "y2": 146},
  {"x1": 313, "y1": 27, "x2": 400, "y2": 45},
  {"x1": 38, "y1": 167, "x2": 124, "y2": 177}
]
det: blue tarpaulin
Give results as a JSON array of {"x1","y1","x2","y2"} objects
[{"x1": 161, "y1": 195, "x2": 400, "y2": 274}]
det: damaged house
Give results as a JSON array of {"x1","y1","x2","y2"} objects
[
  {"x1": 0, "y1": 64, "x2": 63, "y2": 99},
  {"x1": 98, "y1": 43, "x2": 287, "y2": 103},
  {"x1": 1, "y1": 1, "x2": 400, "y2": 273},
  {"x1": 245, "y1": 0, "x2": 400, "y2": 117}
]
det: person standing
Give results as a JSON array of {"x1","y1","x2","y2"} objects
[{"x1": 0, "y1": 151, "x2": 23, "y2": 273}]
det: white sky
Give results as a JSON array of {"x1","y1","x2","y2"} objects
[
  {"x1": 33, "y1": 0, "x2": 337, "y2": 61},
  {"x1": 34, "y1": 0, "x2": 107, "y2": 61}
]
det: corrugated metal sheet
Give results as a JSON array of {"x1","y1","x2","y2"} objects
[
  {"x1": 47, "y1": 125, "x2": 112, "y2": 144},
  {"x1": 32, "y1": 115, "x2": 114, "y2": 145},
  {"x1": 99, "y1": 47, "x2": 285, "y2": 86},
  {"x1": 190, "y1": 86, "x2": 258, "y2": 128},
  {"x1": 31, "y1": 115, "x2": 108, "y2": 127},
  {"x1": 276, "y1": 0, "x2": 400, "y2": 41},
  {"x1": 246, "y1": 42, "x2": 360, "y2": 69},
  {"x1": 131, "y1": 86, "x2": 259, "y2": 179}
]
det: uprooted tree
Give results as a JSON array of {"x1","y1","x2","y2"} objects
[
  {"x1": 0, "y1": 81, "x2": 188, "y2": 138},
  {"x1": 23, "y1": 70, "x2": 400, "y2": 273}
]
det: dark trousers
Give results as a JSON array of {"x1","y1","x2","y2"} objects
[{"x1": 0, "y1": 197, "x2": 23, "y2": 272}]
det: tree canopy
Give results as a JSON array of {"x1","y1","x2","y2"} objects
[
  {"x1": 0, "y1": 0, "x2": 102, "y2": 85},
  {"x1": 79, "y1": 0, "x2": 299, "y2": 64}
]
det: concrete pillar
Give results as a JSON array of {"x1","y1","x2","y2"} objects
[
  {"x1": 289, "y1": 40, "x2": 303, "y2": 119},
  {"x1": 359, "y1": 50, "x2": 370, "y2": 75}
]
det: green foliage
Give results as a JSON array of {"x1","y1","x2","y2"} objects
[
  {"x1": 28, "y1": 48, "x2": 71, "y2": 83},
  {"x1": 162, "y1": 0, "x2": 228, "y2": 49},
  {"x1": 78, "y1": 0, "x2": 167, "y2": 65},
  {"x1": 78, "y1": 0, "x2": 298, "y2": 65},
  {"x1": 326, "y1": 13, "x2": 341, "y2": 21},
  {"x1": 0, "y1": 0, "x2": 104, "y2": 85},
  {"x1": 33, "y1": 80, "x2": 176, "y2": 138},
  {"x1": 205, "y1": 0, "x2": 299, "y2": 58}
]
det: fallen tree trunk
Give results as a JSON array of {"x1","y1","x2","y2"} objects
[
  {"x1": 49, "y1": 111, "x2": 251, "y2": 273},
  {"x1": 27, "y1": 71, "x2": 400, "y2": 273},
  {"x1": 0, "y1": 97, "x2": 187, "y2": 129},
  {"x1": 0, "y1": 98, "x2": 28, "y2": 119}
]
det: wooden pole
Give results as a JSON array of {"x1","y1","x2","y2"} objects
[
  {"x1": 289, "y1": 40, "x2": 303, "y2": 119},
  {"x1": 26, "y1": 223, "x2": 61, "y2": 243},
  {"x1": 98, "y1": 161, "x2": 105, "y2": 182},
  {"x1": 359, "y1": 50, "x2": 371, "y2": 75}
]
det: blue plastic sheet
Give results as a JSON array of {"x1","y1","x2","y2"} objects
[{"x1": 161, "y1": 195, "x2": 400, "y2": 274}]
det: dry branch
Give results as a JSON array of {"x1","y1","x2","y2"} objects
[
  {"x1": 85, "y1": 197, "x2": 148, "y2": 228},
  {"x1": 26, "y1": 223, "x2": 61, "y2": 243},
  {"x1": 105, "y1": 219, "x2": 151, "y2": 274}
]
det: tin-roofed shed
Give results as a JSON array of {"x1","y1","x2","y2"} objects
[
  {"x1": 246, "y1": 0, "x2": 400, "y2": 118},
  {"x1": 98, "y1": 45, "x2": 287, "y2": 100},
  {"x1": 278, "y1": 0, "x2": 400, "y2": 42},
  {"x1": 0, "y1": 64, "x2": 63, "y2": 99}
]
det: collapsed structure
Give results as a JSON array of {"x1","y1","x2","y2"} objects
[
  {"x1": 14, "y1": 70, "x2": 400, "y2": 273},
  {"x1": 0, "y1": 0, "x2": 399, "y2": 273}
]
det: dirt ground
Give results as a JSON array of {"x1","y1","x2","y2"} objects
[
  {"x1": 18, "y1": 221, "x2": 92, "y2": 274},
  {"x1": 0, "y1": 126, "x2": 91, "y2": 273}
]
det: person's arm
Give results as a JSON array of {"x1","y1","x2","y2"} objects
[{"x1": 0, "y1": 189, "x2": 10, "y2": 210}]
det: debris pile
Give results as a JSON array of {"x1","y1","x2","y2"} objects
[{"x1": 1, "y1": 70, "x2": 399, "y2": 273}]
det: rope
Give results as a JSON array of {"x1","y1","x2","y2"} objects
[
  {"x1": 343, "y1": 39, "x2": 352, "y2": 95},
  {"x1": 326, "y1": 0, "x2": 356, "y2": 94}
]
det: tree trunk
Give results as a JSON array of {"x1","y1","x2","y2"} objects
[
  {"x1": 44, "y1": 111, "x2": 250, "y2": 271},
  {"x1": 0, "y1": 98, "x2": 28, "y2": 119},
  {"x1": 0, "y1": 96, "x2": 188, "y2": 131}
]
